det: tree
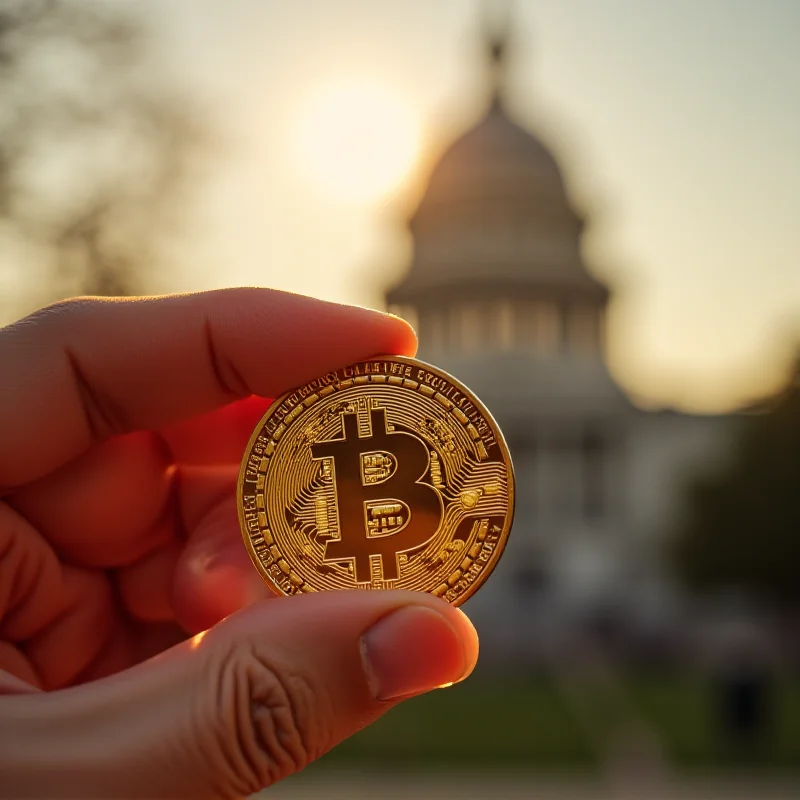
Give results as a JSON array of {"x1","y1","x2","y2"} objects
[
  {"x1": 0, "y1": 0, "x2": 207, "y2": 320},
  {"x1": 671, "y1": 358, "x2": 800, "y2": 610}
]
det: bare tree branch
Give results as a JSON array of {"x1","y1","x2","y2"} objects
[{"x1": 0, "y1": 0, "x2": 210, "y2": 317}]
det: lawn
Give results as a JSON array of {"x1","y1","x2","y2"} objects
[
  {"x1": 627, "y1": 673, "x2": 800, "y2": 768},
  {"x1": 316, "y1": 672, "x2": 800, "y2": 771}
]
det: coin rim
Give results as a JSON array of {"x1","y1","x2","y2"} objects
[{"x1": 236, "y1": 354, "x2": 515, "y2": 606}]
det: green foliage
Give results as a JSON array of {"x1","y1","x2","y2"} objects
[{"x1": 671, "y1": 375, "x2": 800, "y2": 609}]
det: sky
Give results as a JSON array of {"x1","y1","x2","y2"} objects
[{"x1": 136, "y1": 1, "x2": 799, "y2": 411}]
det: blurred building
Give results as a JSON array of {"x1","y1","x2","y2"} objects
[{"x1": 386, "y1": 32, "x2": 735, "y2": 663}]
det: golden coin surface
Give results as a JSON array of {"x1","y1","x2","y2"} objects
[{"x1": 237, "y1": 356, "x2": 514, "y2": 606}]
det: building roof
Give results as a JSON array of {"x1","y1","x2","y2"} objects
[
  {"x1": 412, "y1": 100, "x2": 567, "y2": 213},
  {"x1": 387, "y1": 34, "x2": 608, "y2": 305}
]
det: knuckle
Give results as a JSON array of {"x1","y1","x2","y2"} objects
[
  {"x1": 250, "y1": 657, "x2": 320, "y2": 780},
  {"x1": 212, "y1": 644, "x2": 332, "y2": 794}
]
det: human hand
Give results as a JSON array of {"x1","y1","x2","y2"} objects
[{"x1": 0, "y1": 289, "x2": 478, "y2": 798}]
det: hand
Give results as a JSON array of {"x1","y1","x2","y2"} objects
[{"x1": 0, "y1": 289, "x2": 478, "y2": 798}]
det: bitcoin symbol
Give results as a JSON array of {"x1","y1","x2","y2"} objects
[{"x1": 311, "y1": 407, "x2": 443, "y2": 583}]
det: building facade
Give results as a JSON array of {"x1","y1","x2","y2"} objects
[{"x1": 386, "y1": 36, "x2": 735, "y2": 663}]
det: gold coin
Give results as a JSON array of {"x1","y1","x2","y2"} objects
[{"x1": 237, "y1": 356, "x2": 514, "y2": 606}]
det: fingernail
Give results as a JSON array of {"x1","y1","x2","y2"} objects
[{"x1": 361, "y1": 605, "x2": 476, "y2": 701}]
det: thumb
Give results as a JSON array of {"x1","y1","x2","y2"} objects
[{"x1": 0, "y1": 590, "x2": 478, "y2": 799}]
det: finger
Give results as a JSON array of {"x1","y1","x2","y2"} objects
[
  {"x1": 10, "y1": 431, "x2": 175, "y2": 568},
  {"x1": 176, "y1": 464, "x2": 239, "y2": 533},
  {"x1": 10, "y1": 398, "x2": 271, "y2": 573},
  {"x1": 116, "y1": 539, "x2": 183, "y2": 623},
  {"x1": 0, "y1": 650, "x2": 41, "y2": 691},
  {"x1": 0, "y1": 288, "x2": 417, "y2": 487},
  {"x1": 123, "y1": 463, "x2": 266, "y2": 632},
  {"x1": 173, "y1": 487, "x2": 270, "y2": 634},
  {"x1": 0, "y1": 502, "x2": 63, "y2": 643},
  {"x1": 0, "y1": 591, "x2": 478, "y2": 799},
  {"x1": 23, "y1": 565, "x2": 119, "y2": 690},
  {"x1": 160, "y1": 395, "x2": 272, "y2": 465},
  {"x1": 129, "y1": 621, "x2": 188, "y2": 663}
]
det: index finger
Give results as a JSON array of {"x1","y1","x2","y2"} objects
[{"x1": 0, "y1": 288, "x2": 417, "y2": 487}]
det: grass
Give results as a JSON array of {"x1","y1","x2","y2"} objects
[
  {"x1": 328, "y1": 672, "x2": 596, "y2": 769},
  {"x1": 314, "y1": 671, "x2": 800, "y2": 772},
  {"x1": 627, "y1": 673, "x2": 800, "y2": 769}
]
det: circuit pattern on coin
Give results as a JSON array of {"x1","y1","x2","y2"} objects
[{"x1": 237, "y1": 356, "x2": 514, "y2": 606}]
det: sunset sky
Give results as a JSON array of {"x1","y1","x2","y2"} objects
[{"x1": 137, "y1": 1, "x2": 799, "y2": 409}]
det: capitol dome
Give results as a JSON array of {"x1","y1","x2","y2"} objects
[
  {"x1": 417, "y1": 99, "x2": 566, "y2": 211},
  {"x1": 388, "y1": 35, "x2": 607, "y2": 311}
]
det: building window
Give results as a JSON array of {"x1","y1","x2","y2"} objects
[
  {"x1": 425, "y1": 311, "x2": 446, "y2": 351},
  {"x1": 516, "y1": 302, "x2": 534, "y2": 347},
  {"x1": 581, "y1": 429, "x2": 605, "y2": 520},
  {"x1": 491, "y1": 300, "x2": 515, "y2": 350},
  {"x1": 518, "y1": 300, "x2": 560, "y2": 355},
  {"x1": 568, "y1": 305, "x2": 597, "y2": 355},
  {"x1": 597, "y1": 307, "x2": 607, "y2": 353},
  {"x1": 536, "y1": 302, "x2": 561, "y2": 354},
  {"x1": 448, "y1": 303, "x2": 483, "y2": 352},
  {"x1": 548, "y1": 436, "x2": 579, "y2": 516}
]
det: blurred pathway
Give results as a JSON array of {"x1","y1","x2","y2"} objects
[
  {"x1": 551, "y1": 655, "x2": 672, "y2": 796},
  {"x1": 261, "y1": 772, "x2": 800, "y2": 799}
]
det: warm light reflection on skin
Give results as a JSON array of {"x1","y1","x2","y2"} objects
[
  {"x1": 190, "y1": 631, "x2": 207, "y2": 649},
  {"x1": 293, "y1": 79, "x2": 420, "y2": 204}
]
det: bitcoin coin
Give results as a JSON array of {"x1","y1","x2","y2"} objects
[{"x1": 237, "y1": 356, "x2": 514, "y2": 606}]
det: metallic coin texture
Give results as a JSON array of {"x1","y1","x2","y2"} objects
[{"x1": 237, "y1": 356, "x2": 514, "y2": 606}]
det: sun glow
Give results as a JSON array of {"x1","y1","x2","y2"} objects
[{"x1": 293, "y1": 79, "x2": 420, "y2": 204}]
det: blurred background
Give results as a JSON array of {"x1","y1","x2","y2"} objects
[{"x1": 1, "y1": 0, "x2": 798, "y2": 797}]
